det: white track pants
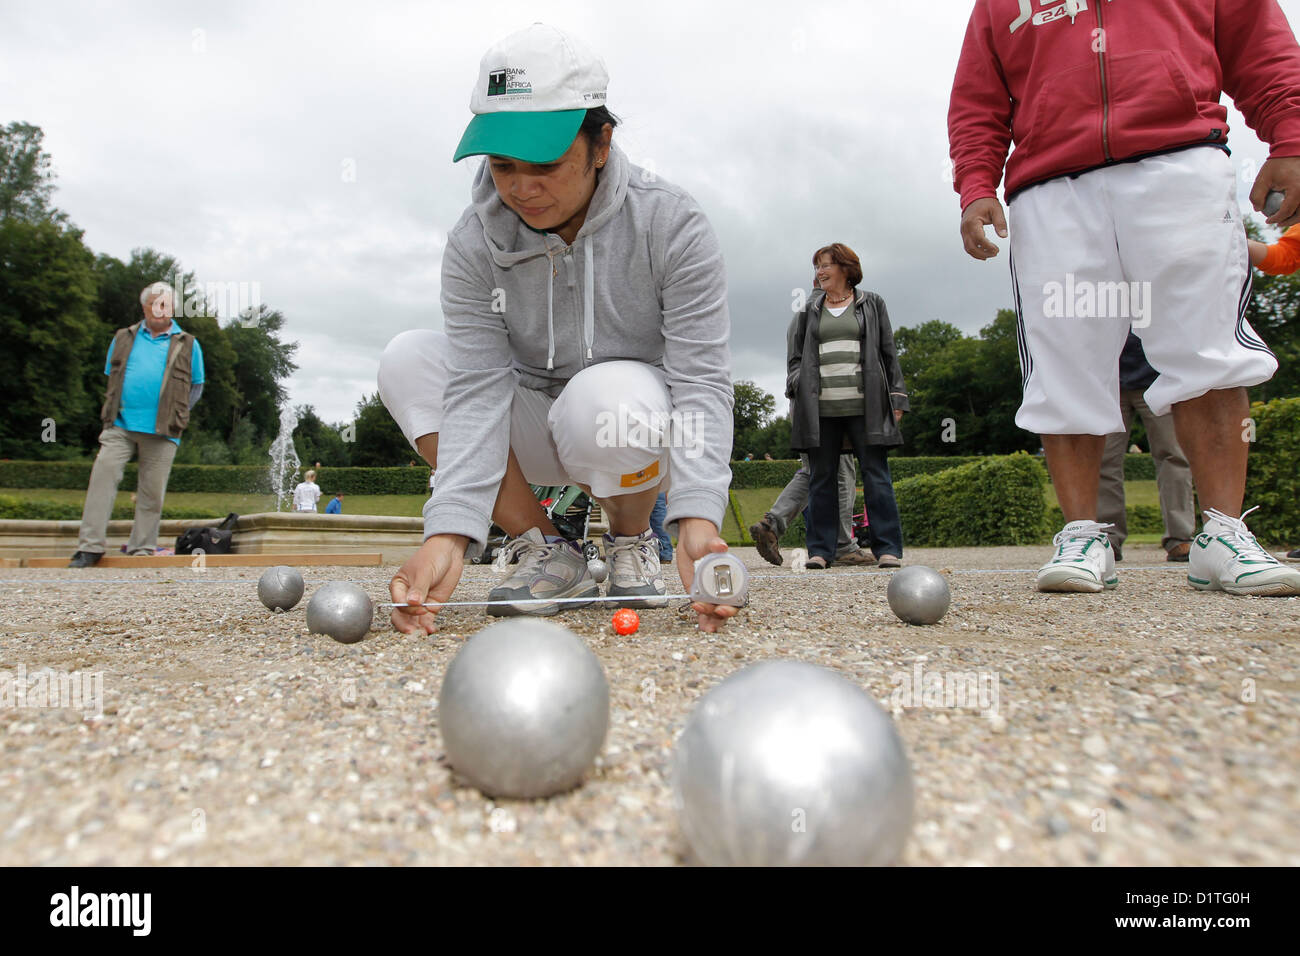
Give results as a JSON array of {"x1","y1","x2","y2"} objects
[{"x1": 1008, "y1": 147, "x2": 1276, "y2": 435}]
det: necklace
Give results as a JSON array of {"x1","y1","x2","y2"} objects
[{"x1": 825, "y1": 290, "x2": 852, "y2": 305}]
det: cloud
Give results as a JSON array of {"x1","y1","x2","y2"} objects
[{"x1": 3, "y1": 0, "x2": 1291, "y2": 423}]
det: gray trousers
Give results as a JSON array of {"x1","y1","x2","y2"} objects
[
  {"x1": 77, "y1": 427, "x2": 179, "y2": 555},
  {"x1": 1097, "y1": 390, "x2": 1195, "y2": 552},
  {"x1": 766, "y1": 453, "x2": 861, "y2": 556}
]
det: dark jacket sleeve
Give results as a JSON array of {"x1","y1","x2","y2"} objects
[
  {"x1": 875, "y1": 295, "x2": 910, "y2": 412},
  {"x1": 786, "y1": 308, "x2": 806, "y2": 399}
]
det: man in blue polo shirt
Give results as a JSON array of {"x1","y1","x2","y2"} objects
[{"x1": 69, "y1": 282, "x2": 206, "y2": 566}]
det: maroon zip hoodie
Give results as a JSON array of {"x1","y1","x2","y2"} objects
[{"x1": 948, "y1": 0, "x2": 1300, "y2": 211}]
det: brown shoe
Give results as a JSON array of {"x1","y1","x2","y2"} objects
[
  {"x1": 1166, "y1": 542, "x2": 1191, "y2": 562},
  {"x1": 877, "y1": 554, "x2": 902, "y2": 568},
  {"x1": 749, "y1": 518, "x2": 782, "y2": 566},
  {"x1": 805, "y1": 555, "x2": 829, "y2": 570},
  {"x1": 836, "y1": 549, "x2": 876, "y2": 566}
]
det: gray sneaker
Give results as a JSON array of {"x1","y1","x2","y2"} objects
[
  {"x1": 604, "y1": 529, "x2": 669, "y2": 608},
  {"x1": 487, "y1": 528, "x2": 599, "y2": 616}
]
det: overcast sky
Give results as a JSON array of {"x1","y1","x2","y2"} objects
[{"x1": 3, "y1": 0, "x2": 1297, "y2": 423}]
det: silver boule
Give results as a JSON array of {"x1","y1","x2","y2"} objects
[
  {"x1": 586, "y1": 558, "x2": 609, "y2": 584},
  {"x1": 305, "y1": 581, "x2": 374, "y2": 644},
  {"x1": 886, "y1": 565, "x2": 951, "y2": 625},
  {"x1": 672, "y1": 660, "x2": 914, "y2": 866},
  {"x1": 1264, "y1": 189, "x2": 1286, "y2": 217},
  {"x1": 257, "y1": 565, "x2": 305, "y2": 612},
  {"x1": 439, "y1": 618, "x2": 609, "y2": 799}
]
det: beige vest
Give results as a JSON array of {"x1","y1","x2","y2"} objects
[{"x1": 100, "y1": 322, "x2": 195, "y2": 438}]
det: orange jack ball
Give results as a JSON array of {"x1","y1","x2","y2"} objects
[{"x1": 611, "y1": 609, "x2": 640, "y2": 635}]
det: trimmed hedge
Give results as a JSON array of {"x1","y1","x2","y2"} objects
[
  {"x1": 0, "y1": 461, "x2": 433, "y2": 496},
  {"x1": 0, "y1": 452, "x2": 1174, "y2": 500},
  {"x1": 895, "y1": 452, "x2": 1051, "y2": 547},
  {"x1": 1046, "y1": 504, "x2": 1166, "y2": 537},
  {"x1": 1122, "y1": 454, "x2": 1155, "y2": 481},
  {"x1": 0, "y1": 495, "x2": 223, "y2": 522},
  {"x1": 1243, "y1": 397, "x2": 1300, "y2": 545},
  {"x1": 729, "y1": 456, "x2": 981, "y2": 489}
]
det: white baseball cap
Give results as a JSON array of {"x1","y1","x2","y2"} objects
[{"x1": 453, "y1": 23, "x2": 609, "y2": 163}]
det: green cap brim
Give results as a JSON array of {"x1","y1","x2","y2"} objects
[{"x1": 453, "y1": 109, "x2": 586, "y2": 163}]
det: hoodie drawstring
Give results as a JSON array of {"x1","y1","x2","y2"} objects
[
  {"x1": 583, "y1": 235, "x2": 595, "y2": 361},
  {"x1": 545, "y1": 248, "x2": 557, "y2": 371}
]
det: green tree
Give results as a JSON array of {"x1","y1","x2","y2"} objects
[
  {"x1": 0, "y1": 122, "x2": 57, "y2": 223},
  {"x1": 84, "y1": 248, "x2": 244, "y2": 451},
  {"x1": 0, "y1": 218, "x2": 99, "y2": 458},
  {"x1": 350, "y1": 392, "x2": 412, "y2": 466},
  {"x1": 0, "y1": 122, "x2": 98, "y2": 459},
  {"x1": 895, "y1": 313, "x2": 1034, "y2": 456},
  {"x1": 732, "y1": 379, "x2": 777, "y2": 458},
  {"x1": 294, "y1": 404, "x2": 352, "y2": 468},
  {"x1": 226, "y1": 305, "x2": 299, "y2": 446}
]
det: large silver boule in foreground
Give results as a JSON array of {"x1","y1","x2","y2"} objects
[
  {"x1": 886, "y1": 565, "x2": 951, "y2": 625},
  {"x1": 305, "y1": 581, "x2": 374, "y2": 644},
  {"x1": 439, "y1": 618, "x2": 609, "y2": 799},
  {"x1": 258, "y1": 565, "x2": 305, "y2": 612},
  {"x1": 672, "y1": 660, "x2": 914, "y2": 866}
]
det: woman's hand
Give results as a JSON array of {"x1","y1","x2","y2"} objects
[
  {"x1": 389, "y1": 534, "x2": 469, "y2": 634},
  {"x1": 675, "y1": 518, "x2": 740, "y2": 633},
  {"x1": 893, "y1": 408, "x2": 904, "y2": 424}
]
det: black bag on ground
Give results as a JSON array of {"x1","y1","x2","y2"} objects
[{"x1": 175, "y1": 513, "x2": 239, "y2": 555}]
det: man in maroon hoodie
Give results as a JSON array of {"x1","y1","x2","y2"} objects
[{"x1": 949, "y1": 0, "x2": 1300, "y2": 597}]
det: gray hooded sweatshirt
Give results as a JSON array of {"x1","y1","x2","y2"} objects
[{"x1": 426, "y1": 144, "x2": 734, "y2": 550}]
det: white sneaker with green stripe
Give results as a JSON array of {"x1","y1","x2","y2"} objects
[
  {"x1": 1188, "y1": 507, "x2": 1300, "y2": 596},
  {"x1": 1036, "y1": 520, "x2": 1118, "y2": 593}
]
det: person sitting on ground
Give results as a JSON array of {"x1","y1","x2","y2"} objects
[
  {"x1": 325, "y1": 492, "x2": 344, "y2": 514},
  {"x1": 292, "y1": 470, "x2": 321, "y2": 513}
]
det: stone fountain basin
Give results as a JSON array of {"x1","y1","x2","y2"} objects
[{"x1": 0, "y1": 512, "x2": 425, "y2": 564}]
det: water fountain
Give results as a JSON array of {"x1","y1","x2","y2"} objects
[{"x1": 267, "y1": 407, "x2": 301, "y2": 512}]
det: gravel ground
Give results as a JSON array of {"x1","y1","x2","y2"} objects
[{"x1": 1, "y1": 544, "x2": 1297, "y2": 866}]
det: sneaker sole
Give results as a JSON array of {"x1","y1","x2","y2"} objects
[
  {"x1": 486, "y1": 584, "x2": 601, "y2": 617},
  {"x1": 1036, "y1": 568, "x2": 1117, "y2": 593},
  {"x1": 1191, "y1": 575, "x2": 1300, "y2": 596}
]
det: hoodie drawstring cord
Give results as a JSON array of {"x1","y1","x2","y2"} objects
[
  {"x1": 583, "y1": 235, "x2": 595, "y2": 361},
  {"x1": 545, "y1": 247, "x2": 556, "y2": 371}
]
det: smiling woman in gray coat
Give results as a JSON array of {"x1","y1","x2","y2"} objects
[{"x1": 787, "y1": 243, "x2": 909, "y2": 569}]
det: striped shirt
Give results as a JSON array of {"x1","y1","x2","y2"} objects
[{"x1": 817, "y1": 301, "x2": 864, "y2": 417}]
